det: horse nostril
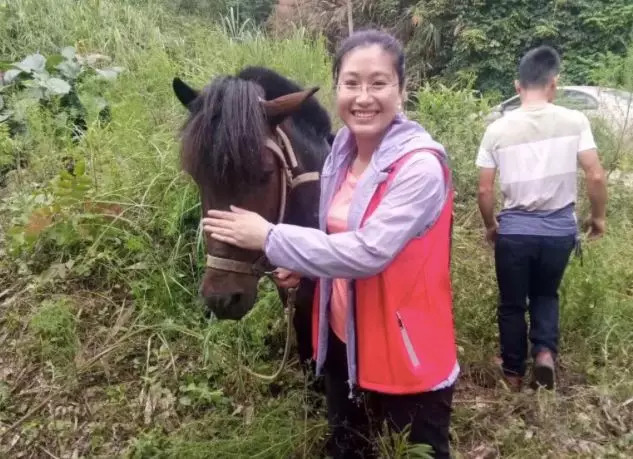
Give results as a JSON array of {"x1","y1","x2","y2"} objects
[
  {"x1": 205, "y1": 293, "x2": 248, "y2": 320},
  {"x1": 229, "y1": 293, "x2": 242, "y2": 305}
]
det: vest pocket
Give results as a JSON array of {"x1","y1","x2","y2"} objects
[{"x1": 396, "y1": 310, "x2": 421, "y2": 368}]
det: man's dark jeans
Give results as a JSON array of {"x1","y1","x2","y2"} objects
[{"x1": 494, "y1": 234, "x2": 576, "y2": 377}]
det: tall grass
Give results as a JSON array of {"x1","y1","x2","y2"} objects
[
  {"x1": 0, "y1": 0, "x2": 632, "y2": 457},
  {"x1": 1, "y1": 0, "x2": 334, "y2": 321}
]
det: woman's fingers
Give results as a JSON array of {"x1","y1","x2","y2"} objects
[
  {"x1": 209, "y1": 232, "x2": 238, "y2": 245},
  {"x1": 229, "y1": 205, "x2": 251, "y2": 214},
  {"x1": 202, "y1": 217, "x2": 238, "y2": 228},
  {"x1": 276, "y1": 277, "x2": 300, "y2": 288},
  {"x1": 206, "y1": 207, "x2": 253, "y2": 218},
  {"x1": 206, "y1": 209, "x2": 238, "y2": 220},
  {"x1": 272, "y1": 269, "x2": 300, "y2": 288},
  {"x1": 201, "y1": 219, "x2": 241, "y2": 239},
  {"x1": 201, "y1": 207, "x2": 271, "y2": 251},
  {"x1": 205, "y1": 226, "x2": 236, "y2": 237},
  {"x1": 202, "y1": 224, "x2": 232, "y2": 237}
]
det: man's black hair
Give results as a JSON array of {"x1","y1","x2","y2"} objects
[{"x1": 518, "y1": 46, "x2": 561, "y2": 89}]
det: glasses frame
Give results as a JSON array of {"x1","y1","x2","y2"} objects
[{"x1": 335, "y1": 81, "x2": 400, "y2": 95}]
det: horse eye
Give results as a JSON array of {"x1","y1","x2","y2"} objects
[{"x1": 258, "y1": 170, "x2": 274, "y2": 185}]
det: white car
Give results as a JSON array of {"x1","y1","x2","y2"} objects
[{"x1": 485, "y1": 86, "x2": 633, "y2": 138}]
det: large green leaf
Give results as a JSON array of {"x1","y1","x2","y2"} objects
[
  {"x1": 45, "y1": 78, "x2": 71, "y2": 95},
  {"x1": 0, "y1": 111, "x2": 14, "y2": 123},
  {"x1": 94, "y1": 96, "x2": 108, "y2": 112},
  {"x1": 14, "y1": 53, "x2": 46, "y2": 73},
  {"x1": 32, "y1": 69, "x2": 51, "y2": 81},
  {"x1": 56, "y1": 60, "x2": 82, "y2": 80},
  {"x1": 81, "y1": 94, "x2": 108, "y2": 112},
  {"x1": 0, "y1": 95, "x2": 3, "y2": 110},
  {"x1": 26, "y1": 86, "x2": 45, "y2": 101},
  {"x1": 61, "y1": 46, "x2": 76, "y2": 61},
  {"x1": 3, "y1": 69, "x2": 23, "y2": 84}
]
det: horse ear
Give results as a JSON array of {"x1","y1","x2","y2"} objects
[
  {"x1": 261, "y1": 87, "x2": 320, "y2": 126},
  {"x1": 172, "y1": 77, "x2": 199, "y2": 110}
]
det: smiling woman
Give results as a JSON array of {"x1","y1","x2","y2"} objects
[{"x1": 203, "y1": 29, "x2": 459, "y2": 459}]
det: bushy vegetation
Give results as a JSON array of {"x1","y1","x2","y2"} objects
[
  {"x1": 268, "y1": 0, "x2": 633, "y2": 95},
  {"x1": 170, "y1": 0, "x2": 277, "y2": 25},
  {"x1": 0, "y1": 0, "x2": 632, "y2": 457}
]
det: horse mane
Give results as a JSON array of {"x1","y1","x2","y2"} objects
[
  {"x1": 180, "y1": 67, "x2": 332, "y2": 195},
  {"x1": 180, "y1": 75, "x2": 268, "y2": 194}
]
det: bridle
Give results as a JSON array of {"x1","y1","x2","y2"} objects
[
  {"x1": 204, "y1": 125, "x2": 320, "y2": 277},
  {"x1": 204, "y1": 126, "x2": 320, "y2": 382}
]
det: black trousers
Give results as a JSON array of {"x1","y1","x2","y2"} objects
[
  {"x1": 324, "y1": 329, "x2": 454, "y2": 459},
  {"x1": 494, "y1": 234, "x2": 576, "y2": 376}
]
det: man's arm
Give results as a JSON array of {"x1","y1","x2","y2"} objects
[
  {"x1": 478, "y1": 167, "x2": 498, "y2": 242},
  {"x1": 475, "y1": 129, "x2": 499, "y2": 240},
  {"x1": 578, "y1": 148, "x2": 607, "y2": 238}
]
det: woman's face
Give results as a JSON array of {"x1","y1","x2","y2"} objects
[{"x1": 336, "y1": 44, "x2": 403, "y2": 141}]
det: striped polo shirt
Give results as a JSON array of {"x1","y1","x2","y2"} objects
[{"x1": 476, "y1": 102, "x2": 597, "y2": 236}]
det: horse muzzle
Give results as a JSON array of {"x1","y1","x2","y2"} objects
[{"x1": 204, "y1": 291, "x2": 256, "y2": 320}]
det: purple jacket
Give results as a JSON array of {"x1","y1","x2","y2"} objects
[{"x1": 264, "y1": 113, "x2": 459, "y2": 390}]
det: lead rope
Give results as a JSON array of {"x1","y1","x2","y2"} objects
[
  {"x1": 240, "y1": 286, "x2": 297, "y2": 381},
  {"x1": 240, "y1": 130, "x2": 296, "y2": 382}
]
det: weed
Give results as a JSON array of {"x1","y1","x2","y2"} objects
[{"x1": 28, "y1": 298, "x2": 78, "y2": 370}]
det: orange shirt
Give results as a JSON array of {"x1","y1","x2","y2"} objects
[{"x1": 326, "y1": 170, "x2": 358, "y2": 343}]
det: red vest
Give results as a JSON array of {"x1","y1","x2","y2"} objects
[{"x1": 312, "y1": 151, "x2": 458, "y2": 394}]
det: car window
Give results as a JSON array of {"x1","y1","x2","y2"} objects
[{"x1": 555, "y1": 90, "x2": 599, "y2": 110}]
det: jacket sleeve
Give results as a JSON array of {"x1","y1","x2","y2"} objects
[{"x1": 264, "y1": 153, "x2": 446, "y2": 279}]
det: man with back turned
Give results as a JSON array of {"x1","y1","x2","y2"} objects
[{"x1": 476, "y1": 46, "x2": 608, "y2": 391}]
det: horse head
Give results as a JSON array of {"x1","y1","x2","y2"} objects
[{"x1": 173, "y1": 67, "x2": 332, "y2": 329}]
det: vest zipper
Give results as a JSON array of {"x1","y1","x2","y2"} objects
[
  {"x1": 348, "y1": 281, "x2": 360, "y2": 401},
  {"x1": 396, "y1": 311, "x2": 421, "y2": 368}
]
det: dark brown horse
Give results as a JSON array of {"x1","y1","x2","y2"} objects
[{"x1": 172, "y1": 66, "x2": 332, "y2": 369}]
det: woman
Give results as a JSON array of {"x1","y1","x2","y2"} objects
[{"x1": 203, "y1": 30, "x2": 459, "y2": 459}]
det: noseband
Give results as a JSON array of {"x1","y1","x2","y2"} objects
[{"x1": 205, "y1": 126, "x2": 320, "y2": 276}]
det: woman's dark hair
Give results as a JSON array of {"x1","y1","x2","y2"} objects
[{"x1": 332, "y1": 29, "x2": 406, "y2": 89}]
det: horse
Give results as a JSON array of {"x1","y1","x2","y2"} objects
[{"x1": 172, "y1": 66, "x2": 333, "y2": 374}]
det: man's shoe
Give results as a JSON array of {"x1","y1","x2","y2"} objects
[
  {"x1": 504, "y1": 375, "x2": 523, "y2": 392},
  {"x1": 532, "y1": 350, "x2": 555, "y2": 390},
  {"x1": 493, "y1": 355, "x2": 523, "y2": 392}
]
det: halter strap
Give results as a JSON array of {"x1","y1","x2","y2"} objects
[
  {"x1": 205, "y1": 255, "x2": 260, "y2": 275},
  {"x1": 291, "y1": 172, "x2": 320, "y2": 188}
]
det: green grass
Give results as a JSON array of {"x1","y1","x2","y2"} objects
[
  {"x1": 0, "y1": 0, "x2": 632, "y2": 457},
  {"x1": 28, "y1": 298, "x2": 78, "y2": 370}
]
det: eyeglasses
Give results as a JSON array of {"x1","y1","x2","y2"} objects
[{"x1": 336, "y1": 81, "x2": 399, "y2": 95}]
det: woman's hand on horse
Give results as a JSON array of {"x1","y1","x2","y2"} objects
[
  {"x1": 202, "y1": 206, "x2": 273, "y2": 251},
  {"x1": 272, "y1": 268, "x2": 301, "y2": 288}
]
